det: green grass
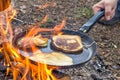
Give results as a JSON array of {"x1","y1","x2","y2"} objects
[{"x1": 75, "y1": 7, "x2": 93, "y2": 19}]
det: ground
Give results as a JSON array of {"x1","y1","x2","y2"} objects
[{"x1": 9, "y1": 0, "x2": 120, "y2": 80}]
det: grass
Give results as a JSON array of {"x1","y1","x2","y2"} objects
[{"x1": 75, "y1": 7, "x2": 93, "y2": 20}]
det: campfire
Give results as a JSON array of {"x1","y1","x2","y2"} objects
[
  {"x1": 0, "y1": 1, "x2": 71, "y2": 80},
  {"x1": 1, "y1": 0, "x2": 110, "y2": 80}
]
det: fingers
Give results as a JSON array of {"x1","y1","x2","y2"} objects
[
  {"x1": 104, "y1": 1, "x2": 115, "y2": 20},
  {"x1": 111, "y1": 9, "x2": 116, "y2": 19},
  {"x1": 92, "y1": 1, "x2": 104, "y2": 14},
  {"x1": 104, "y1": 5, "x2": 112, "y2": 20},
  {"x1": 92, "y1": 1, "x2": 105, "y2": 20},
  {"x1": 92, "y1": 0, "x2": 117, "y2": 21}
]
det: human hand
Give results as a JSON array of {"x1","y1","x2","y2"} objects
[{"x1": 92, "y1": 0, "x2": 118, "y2": 20}]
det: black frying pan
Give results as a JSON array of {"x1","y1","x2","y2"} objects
[{"x1": 12, "y1": 9, "x2": 104, "y2": 68}]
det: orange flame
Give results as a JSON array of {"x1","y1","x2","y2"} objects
[
  {"x1": 0, "y1": 2, "x2": 66, "y2": 80},
  {"x1": 39, "y1": 2, "x2": 56, "y2": 10},
  {"x1": 0, "y1": 0, "x2": 11, "y2": 12}
]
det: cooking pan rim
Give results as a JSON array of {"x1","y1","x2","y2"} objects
[{"x1": 12, "y1": 29, "x2": 97, "y2": 68}]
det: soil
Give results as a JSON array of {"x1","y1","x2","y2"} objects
[{"x1": 1, "y1": 0, "x2": 120, "y2": 80}]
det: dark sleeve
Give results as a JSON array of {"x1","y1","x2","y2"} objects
[{"x1": 117, "y1": 0, "x2": 120, "y2": 11}]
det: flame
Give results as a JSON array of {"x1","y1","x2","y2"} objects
[
  {"x1": 39, "y1": 2, "x2": 56, "y2": 10},
  {"x1": 0, "y1": 1, "x2": 66, "y2": 80},
  {"x1": 0, "y1": 0, "x2": 11, "y2": 12}
]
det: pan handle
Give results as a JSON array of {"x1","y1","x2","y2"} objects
[{"x1": 79, "y1": 9, "x2": 105, "y2": 33}]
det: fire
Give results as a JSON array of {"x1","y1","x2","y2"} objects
[
  {"x1": 38, "y1": 2, "x2": 56, "y2": 10},
  {"x1": 0, "y1": 1, "x2": 66, "y2": 80},
  {"x1": 0, "y1": 0, "x2": 11, "y2": 12}
]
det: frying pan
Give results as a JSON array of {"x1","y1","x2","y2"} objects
[{"x1": 13, "y1": 9, "x2": 104, "y2": 68}]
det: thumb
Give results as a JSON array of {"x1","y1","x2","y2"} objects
[{"x1": 92, "y1": 1, "x2": 104, "y2": 14}]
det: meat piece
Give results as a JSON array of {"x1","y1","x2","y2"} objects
[{"x1": 52, "y1": 35, "x2": 83, "y2": 53}]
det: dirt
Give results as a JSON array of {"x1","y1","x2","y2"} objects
[{"x1": 1, "y1": 0, "x2": 120, "y2": 80}]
